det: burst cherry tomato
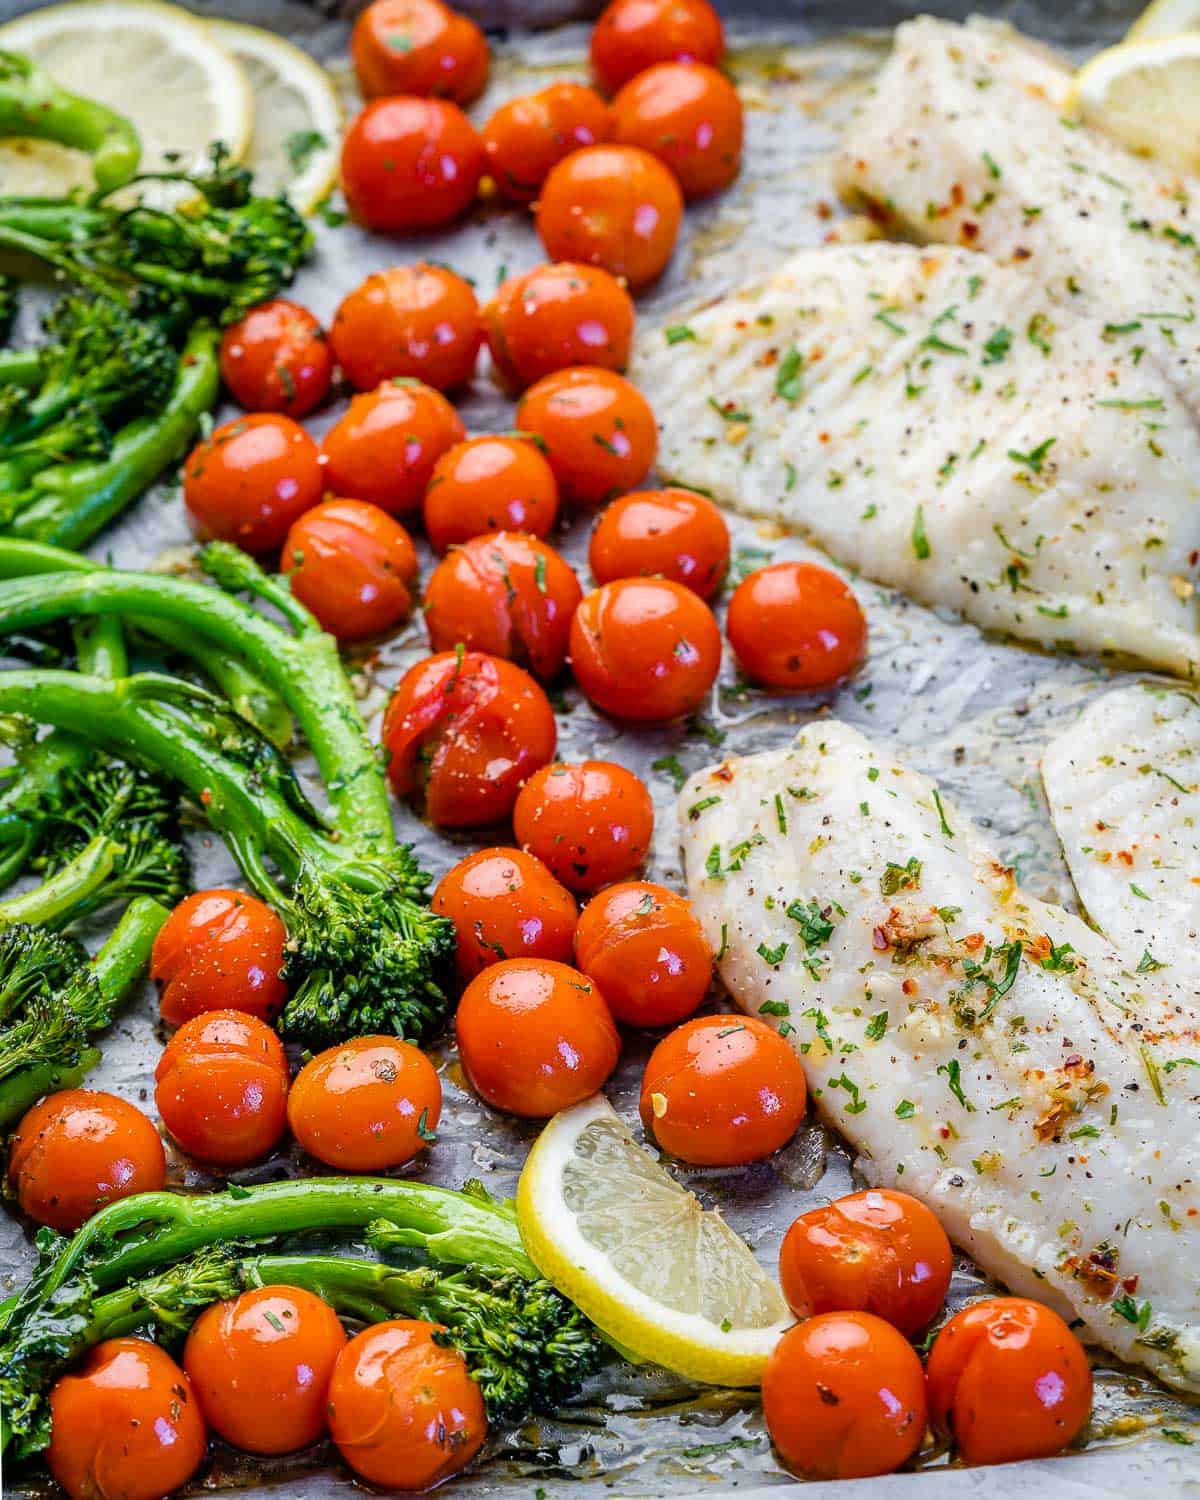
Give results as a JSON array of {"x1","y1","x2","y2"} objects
[
  {"x1": 184, "y1": 1286, "x2": 347, "y2": 1454},
  {"x1": 281, "y1": 499, "x2": 419, "y2": 642},
  {"x1": 640, "y1": 1013, "x2": 807, "y2": 1165},
  {"x1": 762, "y1": 1313, "x2": 927, "y2": 1481},
  {"x1": 726, "y1": 561, "x2": 867, "y2": 690},
  {"x1": 512, "y1": 759, "x2": 654, "y2": 892},
  {"x1": 183, "y1": 412, "x2": 323, "y2": 555},
  {"x1": 484, "y1": 262, "x2": 635, "y2": 390},
  {"x1": 432, "y1": 846, "x2": 578, "y2": 981},
  {"x1": 536, "y1": 144, "x2": 683, "y2": 289},
  {"x1": 154, "y1": 1010, "x2": 289, "y2": 1167},
  {"x1": 575, "y1": 880, "x2": 711, "y2": 1026},
  {"x1": 589, "y1": 487, "x2": 729, "y2": 598},
  {"x1": 926, "y1": 1297, "x2": 1093, "y2": 1466},
  {"x1": 424, "y1": 435, "x2": 559, "y2": 551},
  {"x1": 321, "y1": 379, "x2": 465, "y2": 517},
  {"x1": 341, "y1": 96, "x2": 484, "y2": 234},
  {"x1": 423, "y1": 531, "x2": 582, "y2": 680},
  {"x1": 515, "y1": 366, "x2": 656, "y2": 505},
  {"x1": 8, "y1": 1089, "x2": 165, "y2": 1232},
  {"x1": 482, "y1": 83, "x2": 613, "y2": 202},
  {"x1": 152, "y1": 888, "x2": 288, "y2": 1026},
  {"x1": 327, "y1": 1320, "x2": 487, "y2": 1490},
  {"x1": 330, "y1": 264, "x2": 481, "y2": 392},
  {"x1": 47, "y1": 1339, "x2": 206, "y2": 1500},
  {"x1": 219, "y1": 298, "x2": 333, "y2": 418},
  {"x1": 613, "y1": 62, "x2": 742, "y2": 198},
  {"x1": 351, "y1": 0, "x2": 489, "y2": 104},
  {"x1": 381, "y1": 650, "x2": 557, "y2": 827},
  {"x1": 591, "y1": 0, "x2": 725, "y2": 94}
]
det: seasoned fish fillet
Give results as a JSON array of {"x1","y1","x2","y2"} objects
[
  {"x1": 680, "y1": 722, "x2": 1200, "y2": 1391},
  {"x1": 632, "y1": 241, "x2": 1200, "y2": 677}
]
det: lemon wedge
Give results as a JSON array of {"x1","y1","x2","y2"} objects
[
  {"x1": 1128, "y1": 0, "x2": 1200, "y2": 40},
  {"x1": 516, "y1": 1095, "x2": 793, "y2": 1387},
  {"x1": 1068, "y1": 34, "x2": 1200, "y2": 173}
]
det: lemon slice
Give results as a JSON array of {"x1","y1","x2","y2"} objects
[
  {"x1": 209, "y1": 20, "x2": 342, "y2": 213},
  {"x1": 516, "y1": 1095, "x2": 793, "y2": 1387},
  {"x1": 1128, "y1": 0, "x2": 1200, "y2": 40},
  {"x1": 1068, "y1": 35, "x2": 1200, "y2": 173}
]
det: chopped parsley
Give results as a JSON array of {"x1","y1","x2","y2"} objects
[{"x1": 775, "y1": 346, "x2": 805, "y2": 402}]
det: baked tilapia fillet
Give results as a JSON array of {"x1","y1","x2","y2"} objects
[{"x1": 680, "y1": 721, "x2": 1200, "y2": 1392}]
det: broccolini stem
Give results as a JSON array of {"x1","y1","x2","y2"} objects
[
  {"x1": 0, "y1": 834, "x2": 120, "y2": 929},
  {"x1": 73, "y1": 616, "x2": 127, "y2": 680},
  {"x1": 0, "y1": 348, "x2": 40, "y2": 387},
  {"x1": 0, "y1": 51, "x2": 140, "y2": 193}
]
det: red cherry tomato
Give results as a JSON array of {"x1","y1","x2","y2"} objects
[
  {"x1": 321, "y1": 379, "x2": 465, "y2": 517},
  {"x1": 569, "y1": 578, "x2": 722, "y2": 722},
  {"x1": 7, "y1": 1089, "x2": 165, "y2": 1232},
  {"x1": 515, "y1": 365, "x2": 656, "y2": 505},
  {"x1": 381, "y1": 650, "x2": 557, "y2": 827},
  {"x1": 612, "y1": 62, "x2": 742, "y2": 199},
  {"x1": 154, "y1": 1009, "x2": 289, "y2": 1167},
  {"x1": 184, "y1": 1286, "x2": 347, "y2": 1454},
  {"x1": 926, "y1": 1297, "x2": 1093, "y2": 1466},
  {"x1": 456, "y1": 957, "x2": 620, "y2": 1116},
  {"x1": 482, "y1": 83, "x2": 613, "y2": 203},
  {"x1": 726, "y1": 561, "x2": 867, "y2": 690},
  {"x1": 424, "y1": 435, "x2": 560, "y2": 551},
  {"x1": 591, "y1": 0, "x2": 725, "y2": 94},
  {"x1": 151, "y1": 888, "x2": 288, "y2": 1026},
  {"x1": 351, "y1": 0, "x2": 489, "y2": 104},
  {"x1": 219, "y1": 297, "x2": 333, "y2": 417},
  {"x1": 330, "y1": 263, "x2": 481, "y2": 392},
  {"x1": 762, "y1": 1313, "x2": 927, "y2": 1481},
  {"x1": 589, "y1": 487, "x2": 729, "y2": 598},
  {"x1": 281, "y1": 498, "x2": 419, "y2": 642},
  {"x1": 574, "y1": 880, "x2": 711, "y2": 1026},
  {"x1": 432, "y1": 846, "x2": 578, "y2": 981},
  {"x1": 341, "y1": 96, "x2": 484, "y2": 234},
  {"x1": 183, "y1": 412, "x2": 323, "y2": 555},
  {"x1": 484, "y1": 262, "x2": 635, "y2": 390},
  {"x1": 513, "y1": 759, "x2": 654, "y2": 892},
  {"x1": 423, "y1": 531, "x2": 582, "y2": 680},
  {"x1": 639, "y1": 1013, "x2": 807, "y2": 1165}
]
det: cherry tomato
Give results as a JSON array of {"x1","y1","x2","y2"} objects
[
  {"x1": 926, "y1": 1297, "x2": 1093, "y2": 1466},
  {"x1": 154, "y1": 1009, "x2": 289, "y2": 1167},
  {"x1": 779, "y1": 1189, "x2": 953, "y2": 1337},
  {"x1": 219, "y1": 298, "x2": 333, "y2": 418},
  {"x1": 589, "y1": 487, "x2": 729, "y2": 598},
  {"x1": 612, "y1": 62, "x2": 742, "y2": 199},
  {"x1": 762, "y1": 1312, "x2": 927, "y2": 1481},
  {"x1": 321, "y1": 379, "x2": 465, "y2": 517},
  {"x1": 424, "y1": 434, "x2": 559, "y2": 551},
  {"x1": 47, "y1": 1338, "x2": 206, "y2": 1500},
  {"x1": 639, "y1": 1013, "x2": 807, "y2": 1165},
  {"x1": 184, "y1": 1286, "x2": 347, "y2": 1454},
  {"x1": 432, "y1": 846, "x2": 578, "y2": 981},
  {"x1": 515, "y1": 366, "x2": 656, "y2": 505},
  {"x1": 351, "y1": 0, "x2": 488, "y2": 104},
  {"x1": 456, "y1": 957, "x2": 620, "y2": 1116},
  {"x1": 574, "y1": 880, "x2": 711, "y2": 1026},
  {"x1": 381, "y1": 650, "x2": 557, "y2": 827},
  {"x1": 282, "y1": 498, "x2": 419, "y2": 642},
  {"x1": 151, "y1": 888, "x2": 288, "y2": 1026},
  {"x1": 512, "y1": 759, "x2": 654, "y2": 892},
  {"x1": 183, "y1": 412, "x2": 323, "y2": 555},
  {"x1": 341, "y1": 96, "x2": 484, "y2": 234},
  {"x1": 423, "y1": 531, "x2": 582, "y2": 680},
  {"x1": 8, "y1": 1089, "x2": 165, "y2": 1232},
  {"x1": 327, "y1": 1320, "x2": 487, "y2": 1490},
  {"x1": 726, "y1": 561, "x2": 867, "y2": 691},
  {"x1": 330, "y1": 264, "x2": 481, "y2": 392},
  {"x1": 569, "y1": 578, "x2": 721, "y2": 722},
  {"x1": 537, "y1": 144, "x2": 683, "y2": 289},
  {"x1": 287, "y1": 1035, "x2": 442, "y2": 1172},
  {"x1": 482, "y1": 83, "x2": 613, "y2": 203},
  {"x1": 591, "y1": 0, "x2": 725, "y2": 94},
  {"x1": 484, "y1": 262, "x2": 635, "y2": 390}
]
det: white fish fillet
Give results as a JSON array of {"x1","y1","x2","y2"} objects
[
  {"x1": 680, "y1": 722, "x2": 1200, "y2": 1391},
  {"x1": 632, "y1": 241, "x2": 1200, "y2": 676}
]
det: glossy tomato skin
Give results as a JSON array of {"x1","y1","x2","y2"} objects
[
  {"x1": 282, "y1": 498, "x2": 419, "y2": 642},
  {"x1": 516, "y1": 366, "x2": 656, "y2": 505},
  {"x1": 351, "y1": 0, "x2": 489, "y2": 104},
  {"x1": 424, "y1": 435, "x2": 559, "y2": 551},
  {"x1": 589, "y1": 487, "x2": 729, "y2": 599},
  {"x1": 47, "y1": 1338, "x2": 206, "y2": 1500},
  {"x1": 423, "y1": 531, "x2": 582, "y2": 680},
  {"x1": 484, "y1": 262, "x2": 635, "y2": 389},
  {"x1": 183, "y1": 413, "x2": 323, "y2": 555},
  {"x1": 762, "y1": 1313, "x2": 927, "y2": 1480},
  {"x1": 219, "y1": 298, "x2": 333, "y2": 418},
  {"x1": 639, "y1": 1014, "x2": 807, "y2": 1165},
  {"x1": 456, "y1": 957, "x2": 620, "y2": 1116},
  {"x1": 575, "y1": 880, "x2": 711, "y2": 1026},
  {"x1": 327, "y1": 1319, "x2": 487, "y2": 1489},
  {"x1": 727, "y1": 561, "x2": 867, "y2": 691},
  {"x1": 513, "y1": 759, "x2": 654, "y2": 892},
  {"x1": 341, "y1": 97, "x2": 484, "y2": 234},
  {"x1": 154, "y1": 1009, "x2": 289, "y2": 1167},
  {"x1": 612, "y1": 62, "x2": 743, "y2": 198},
  {"x1": 482, "y1": 83, "x2": 613, "y2": 203},
  {"x1": 184, "y1": 1286, "x2": 347, "y2": 1454},
  {"x1": 590, "y1": 0, "x2": 725, "y2": 94},
  {"x1": 381, "y1": 650, "x2": 557, "y2": 827},
  {"x1": 287, "y1": 1036, "x2": 442, "y2": 1172},
  {"x1": 8, "y1": 1089, "x2": 165, "y2": 1232},
  {"x1": 152, "y1": 888, "x2": 288, "y2": 1026},
  {"x1": 432, "y1": 847, "x2": 578, "y2": 981},
  {"x1": 926, "y1": 1297, "x2": 1092, "y2": 1466},
  {"x1": 321, "y1": 379, "x2": 465, "y2": 516},
  {"x1": 779, "y1": 1189, "x2": 953, "y2": 1337},
  {"x1": 330, "y1": 264, "x2": 481, "y2": 392}
]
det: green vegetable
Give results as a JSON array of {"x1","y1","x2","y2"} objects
[{"x1": 0, "y1": 50, "x2": 140, "y2": 193}]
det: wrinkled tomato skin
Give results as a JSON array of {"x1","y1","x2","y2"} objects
[
  {"x1": 484, "y1": 262, "x2": 634, "y2": 390},
  {"x1": 351, "y1": 0, "x2": 489, "y2": 104},
  {"x1": 152, "y1": 888, "x2": 288, "y2": 1026},
  {"x1": 588, "y1": 487, "x2": 730, "y2": 599},
  {"x1": 482, "y1": 83, "x2": 613, "y2": 203},
  {"x1": 513, "y1": 759, "x2": 654, "y2": 892},
  {"x1": 219, "y1": 298, "x2": 333, "y2": 418},
  {"x1": 341, "y1": 97, "x2": 484, "y2": 234},
  {"x1": 432, "y1": 846, "x2": 578, "y2": 981},
  {"x1": 424, "y1": 435, "x2": 560, "y2": 551},
  {"x1": 612, "y1": 62, "x2": 743, "y2": 199},
  {"x1": 515, "y1": 365, "x2": 656, "y2": 505},
  {"x1": 321, "y1": 379, "x2": 465, "y2": 516},
  {"x1": 282, "y1": 499, "x2": 419, "y2": 642},
  {"x1": 726, "y1": 561, "x2": 868, "y2": 691},
  {"x1": 330, "y1": 264, "x2": 481, "y2": 392},
  {"x1": 590, "y1": 0, "x2": 725, "y2": 94},
  {"x1": 574, "y1": 880, "x2": 711, "y2": 1026},
  {"x1": 183, "y1": 412, "x2": 323, "y2": 555}
]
